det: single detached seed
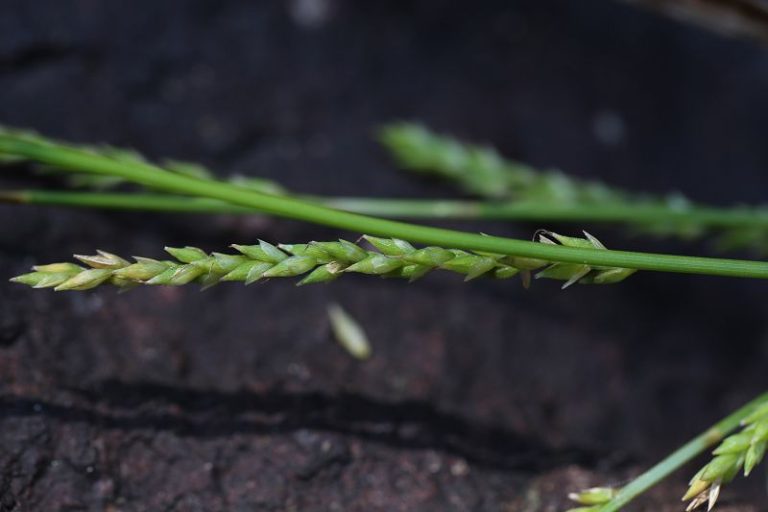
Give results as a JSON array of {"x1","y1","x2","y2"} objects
[{"x1": 327, "y1": 303, "x2": 371, "y2": 360}]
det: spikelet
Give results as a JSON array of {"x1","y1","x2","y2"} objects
[{"x1": 565, "y1": 486, "x2": 619, "y2": 512}]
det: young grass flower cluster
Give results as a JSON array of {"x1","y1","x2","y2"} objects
[
  {"x1": 11, "y1": 232, "x2": 635, "y2": 291},
  {"x1": 379, "y1": 122, "x2": 622, "y2": 204},
  {"x1": 684, "y1": 400, "x2": 768, "y2": 511}
]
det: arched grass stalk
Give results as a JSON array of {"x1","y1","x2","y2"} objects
[
  {"x1": 10, "y1": 233, "x2": 636, "y2": 291},
  {"x1": 3, "y1": 127, "x2": 768, "y2": 280}
]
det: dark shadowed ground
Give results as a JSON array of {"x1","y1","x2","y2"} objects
[{"x1": 1, "y1": 1, "x2": 767, "y2": 510}]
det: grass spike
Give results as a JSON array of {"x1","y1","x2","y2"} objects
[
  {"x1": 683, "y1": 402, "x2": 768, "y2": 510},
  {"x1": 10, "y1": 233, "x2": 636, "y2": 292}
]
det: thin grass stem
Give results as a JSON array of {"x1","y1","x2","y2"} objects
[{"x1": 7, "y1": 190, "x2": 768, "y2": 231}]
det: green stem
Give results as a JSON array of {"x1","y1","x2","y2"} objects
[
  {"x1": 6, "y1": 189, "x2": 768, "y2": 229},
  {"x1": 598, "y1": 391, "x2": 768, "y2": 512},
  {"x1": 3, "y1": 138, "x2": 768, "y2": 279},
  {"x1": 327, "y1": 199, "x2": 768, "y2": 227},
  {"x1": 1, "y1": 190, "x2": 254, "y2": 214}
]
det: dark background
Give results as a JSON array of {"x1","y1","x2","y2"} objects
[{"x1": 1, "y1": 1, "x2": 767, "y2": 510}]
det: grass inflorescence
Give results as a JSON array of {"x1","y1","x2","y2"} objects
[
  {"x1": 379, "y1": 122, "x2": 622, "y2": 203},
  {"x1": 684, "y1": 400, "x2": 768, "y2": 511},
  {"x1": 10, "y1": 232, "x2": 635, "y2": 292},
  {"x1": 563, "y1": 392, "x2": 768, "y2": 512},
  {"x1": 379, "y1": 123, "x2": 768, "y2": 251}
]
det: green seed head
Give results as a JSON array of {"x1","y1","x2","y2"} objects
[
  {"x1": 506, "y1": 256, "x2": 547, "y2": 271},
  {"x1": 220, "y1": 260, "x2": 270, "y2": 283},
  {"x1": 113, "y1": 259, "x2": 170, "y2": 281},
  {"x1": 493, "y1": 265, "x2": 520, "y2": 280},
  {"x1": 393, "y1": 263, "x2": 432, "y2": 282},
  {"x1": 538, "y1": 230, "x2": 609, "y2": 251},
  {"x1": 205, "y1": 252, "x2": 248, "y2": 274},
  {"x1": 164, "y1": 246, "x2": 208, "y2": 263},
  {"x1": 310, "y1": 240, "x2": 368, "y2": 262},
  {"x1": 536, "y1": 263, "x2": 591, "y2": 288},
  {"x1": 145, "y1": 265, "x2": 181, "y2": 285},
  {"x1": 683, "y1": 474, "x2": 710, "y2": 501},
  {"x1": 258, "y1": 240, "x2": 288, "y2": 263},
  {"x1": 281, "y1": 243, "x2": 332, "y2": 263},
  {"x1": 713, "y1": 431, "x2": 752, "y2": 455},
  {"x1": 439, "y1": 254, "x2": 480, "y2": 275},
  {"x1": 298, "y1": 264, "x2": 341, "y2": 285},
  {"x1": 345, "y1": 254, "x2": 403, "y2": 275},
  {"x1": 464, "y1": 257, "x2": 497, "y2": 281},
  {"x1": 262, "y1": 256, "x2": 317, "y2": 278},
  {"x1": 231, "y1": 241, "x2": 287, "y2": 263},
  {"x1": 32, "y1": 262, "x2": 84, "y2": 273},
  {"x1": 406, "y1": 247, "x2": 455, "y2": 266},
  {"x1": 567, "y1": 487, "x2": 617, "y2": 506},
  {"x1": 744, "y1": 441, "x2": 766, "y2": 476},
  {"x1": 54, "y1": 268, "x2": 113, "y2": 291},
  {"x1": 363, "y1": 236, "x2": 415, "y2": 256},
  {"x1": 698, "y1": 454, "x2": 741, "y2": 490},
  {"x1": 245, "y1": 262, "x2": 273, "y2": 284},
  {"x1": 587, "y1": 267, "x2": 636, "y2": 284},
  {"x1": 74, "y1": 250, "x2": 129, "y2": 269},
  {"x1": 11, "y1": 271, "x2": 68, "y2": 288}
]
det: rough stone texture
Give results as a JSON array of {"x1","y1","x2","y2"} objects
[{"x1": 1, "y1": 0, "x2": 767, "y2": 510}]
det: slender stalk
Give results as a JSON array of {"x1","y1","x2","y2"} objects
[
  {"x1": 327, "y1": 199, "x2": 768, "y2": 228},
  {"x1": 597, "y1": 391, "x2": 768, "y2": 512},
  {"x1": 3, "y1": 137, "x2": 768, "y2": 279},
  {"x1": 7, "y1": 189, "x2": 768, "y2": 230},
  {"x1": 0, "y1": 190, "x2": 254, "y2": 214}
]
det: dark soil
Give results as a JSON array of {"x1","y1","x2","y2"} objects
[{"x1": 1, "y1": 1, "x2": 767, "y2": 510}]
